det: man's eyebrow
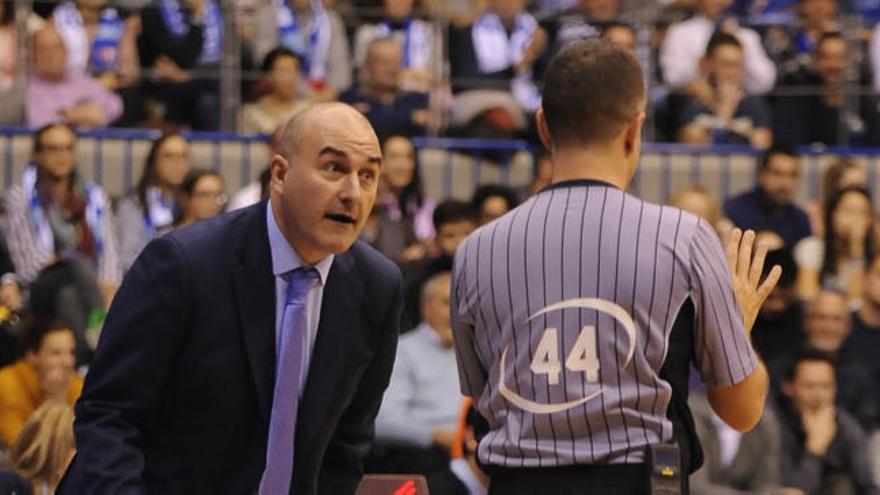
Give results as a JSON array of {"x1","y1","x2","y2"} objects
[{"x1": 319, "y1": 146, "x2": 382, "y2": 166}]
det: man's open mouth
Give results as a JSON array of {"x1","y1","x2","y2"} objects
[{"x1": 325, "y1": 213, "x2": 356, "y2": 225}]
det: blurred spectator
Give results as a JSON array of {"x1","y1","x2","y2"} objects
[
  {"x1": 138, "y1": 0, "x2": 224, "y2": 130},
  {"x1": 677, "y1": 32, "x2": 773, "y2": 148},
  {"x1": 805, "y1": 157, "x2": 868, "y2": 237},
  {"x1": 174, "y1": 168, "x2": 227, "y2": 228},
  {"x1": 660, "y1": 0, "x2": 777, "y2": 96},
  {"x1": 400, "y1": 200, "x2": 477, "y2": 332},
  {"x1": 0, "y1": 234, "x2": 23, "y2": 314},
  {"x1": 0, "y1": 320, "x2": 81, "y2": 449},
  {"x1": 340, "y1": 38, "x2": 429, "y2": 143},
  {"x1": 353, "y1": 0, "x2": 436, "y2": 92},
  {"x1": 27, "y1": 25, "x2": 123, "y2": 129},
  {"x1": 763, "y1": 0, "x2": 842, "y2": 77},
  {"x1": 0, "y1": 0, "x2": 36, "y2": 125},
  {"x1": 539, "y1": 0, "x2": 616, "y2": 59},
  {"x1": 843, "y1": 253, "x2": 880, "y2": 401},
  {"x1": 668, "y1": 185, "x2": 734, "y2": 238},
  {"x1": 447, "y1": 0, "x2": 546, "y2": 137},
  {"x1": 361, "y1": 135, "x2": 435, "y2": 262},
  {"x1": 374, "y1": 272, "x2": 461, "y2": 475},
  {"x1": 228, "y1": 125, "x2": 283, "y2": 211},
  {"x1": 51, "y1": 0, "x2": 140, "y2": 88},
  {"x1": 601, "y1": 21, "x2": 636, "y2": 53},
  {"x1": 794, "y1": 187, "x2": 873, "y2": 300},
  {"x1": 689, "y1": 390, "x2": 785, "y2": 494},
  {"x1": 768, "y1": 290, "x2": 880, "y2": 432},
  {"x1": 116, "y1": 133, "x2": 191, "y2": 273},
  {"x1": 426, "y1": 402, "x2": 490, "y2": 495},
  {"x1": 723, "y1": 146, "x2": 811, "y2": 249},
  {"x1": 251, "y1": 0, "x2": 352, "y2": 101},
  {"x1": 750, "y1": 247, "x2": 804, "y2": 363},
  {"x1": 5, "y1": 124, "x2": 120, "y2": 289},
  {"x1": 471, "y1": 184, "x2": 519, "y2": 226},
  {"x1": 240, "y1": 47, "x2": 311, "y2": 135},
  {"x1": 775, "y1": 32, "x2": 880, "y2": 146},
  {"x1": 777, "y1": 349, "x2": 876, "y2": 495},
  {"x1": 8, "y1": 401, "x2": 75, "y2": 494}
]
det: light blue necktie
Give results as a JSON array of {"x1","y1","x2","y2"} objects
[{"x1": 259, "y1": 267, "x2": 319, "y2": 494}]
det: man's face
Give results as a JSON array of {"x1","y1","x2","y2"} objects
[
  {"x1": 436, "y1": 219, "x2": 476, "y2": 257},
  {"x1": 805, "y1": 292, "x2": 850, "y2": 352},
  {"x1": 699, "y1": 0, "x2": 734, "y2": 19},
  {"x1": 786, "y1": 360, "x2": 836, "y2": 414},
  {"x1": 35, "y1": 126, "x2": 77, "y2": 179},
  {"x1": 366, "y1": 42, "x2": 401, "y2": 92},
  {"x1": 384, "y1": 0, "x2": 414, "y2": 20},
  {"x1": 490, "y1": 0, "x2": 526, "y2": 20},
  {"x1": 760, "y1": 286, "x2": 796, "y2": 317},
  {"x1": 272, "y1": 106, "x2": 382, "y2": 264},
  {"x1": 708, "y1": 44, "x2": 744, "y2": 88},
  {"x1": 480, "y1": 196, "x2": 511, "y2": 225},
  {"x1": 602, "y1": 26, "x2": 636, "y2": 54},
  {"x1": 862, "y1": 257, "x2": 880, "y2": 307},
  {"x1": 815, "y1": 37, "x2": 847, "y2": 87},
  {"x1": 758, "y1": 153, "x2": 800, "y2": 207},
  {"x1": 422, "y1": 274, "x2": 453, "y2": 347},
  {"x1": 581, "y1": 0, "x2": 619, "y2": 20},
  {"x1": 76, "y1": 0, "x2": 108, "y2": 11},
  {"x1": 27, "y1": 329, "x2": 76, "y2": 378},
  {"x1": 33, "y1": 28, "x2": 68, "y2": 81},
  {"x1": 800, "y1": 0, "x2": 837, "y2": 25}
]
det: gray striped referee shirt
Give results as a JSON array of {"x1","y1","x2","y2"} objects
[{"x1": 450, "y1": 179, "x2": 759, "y2": 467}]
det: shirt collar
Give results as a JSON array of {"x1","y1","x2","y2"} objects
[
  {"x1": 266, "y1": 200, "x2": 334, "y2": 285},
  {"x1": 539, "y1": 178, "x2": 620, "y2": 194}
]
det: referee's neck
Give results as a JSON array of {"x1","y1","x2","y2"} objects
[{"x1": 550, "y1": 148, "x2": 632, "y2": 190}]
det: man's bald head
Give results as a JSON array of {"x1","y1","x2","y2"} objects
[
  {"x1": 279, "y1": 103, "x2": 377, "y2": 160},
  {"x1": 33, "y1": 26, "x2": 68, "y2": 81}
]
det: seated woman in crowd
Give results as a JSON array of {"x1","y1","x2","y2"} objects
[
  {"x1": 116, "y1": 133, "x2": 191, "y2": 273},
  {"x1": 174, "y1": 168, "x2": 227, "y2": 229},
  {"x1": 4, "y1": 124, "x2": 120, "y2": 305},
  {"x1": 361, "y1": 135, "x2": 434, "y2": 263},
  {"x1": 8, "y1": 401, "x2": 76, "y2": 494},
  {"x1": 795, "y1": 186, "x2": 875, "y2": 301},
  {"x1": 240, "y1": 47, "x2": 311, "y2": 135},
  {"x1": 805, "y1": 158, "x2": 867, "y2": 237},
  {"x1": 0, "y1": 320, "x2": 81, "y2": 449}
]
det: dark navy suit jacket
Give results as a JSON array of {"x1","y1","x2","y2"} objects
[{"x1": 59, "y1": 201, "x2": 403, "y2": 494}]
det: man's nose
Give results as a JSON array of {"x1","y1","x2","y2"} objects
[{"x1": 339, "y1": 173, "x2": 362, "y2": 203}]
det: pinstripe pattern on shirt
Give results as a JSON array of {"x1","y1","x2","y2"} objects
[{"x1": 450, "y1": 180, "x2": 758, "y2": 467}]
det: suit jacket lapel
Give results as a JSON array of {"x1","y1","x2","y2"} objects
[{"x1": 232, "y1": 202, "x2": 276, "y2": 423}]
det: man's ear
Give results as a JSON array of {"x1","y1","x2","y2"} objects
[
  {"x1": 269, "y1": 154, "x2": 289, "y2": 196},
  {"x1": 536, "y1": 108, "x2": 553, "y2": 152},
  {"x1": 623, "y1": 112, "x2": 645, "y2": 156}
]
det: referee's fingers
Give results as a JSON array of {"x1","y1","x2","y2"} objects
[
  {"x1": 749, "y1": 239, "x2": 769, "y2": 289},
  {"x1": 737, "y1": 230, "x2": 756, "y2": 281},
  {"x1": 756, "y1": 264, "x2": 783, "y2": 306},
  {"x1": 725, "y1": 228, "x2": 742, "y2": 277}
]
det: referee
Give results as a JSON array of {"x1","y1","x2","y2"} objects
[{"x1": 449, "y1": 39, "x2": 781, "y2": 494}]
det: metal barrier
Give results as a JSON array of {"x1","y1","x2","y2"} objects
[{"x1": 3, "y1": 127, "x2": 880, "y2": 205}]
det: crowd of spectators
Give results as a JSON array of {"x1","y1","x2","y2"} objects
[
  {"x1": 1, "y1": 0, "x2": 880, "y2": 146},
  {"x1": 4, "y1": 0, "x2": 880, "y2": 494}
]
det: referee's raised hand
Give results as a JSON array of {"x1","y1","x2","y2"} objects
[{"x1": 725, "y1": 228, "x2": 783, "y2": 333}]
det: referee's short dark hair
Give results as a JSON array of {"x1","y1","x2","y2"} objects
[
  {"x1": 541, "y1": 38, "x2": 645, "y2": 146},
  {"x1": 758, "y1": 144, "x2": 799, "y2": 172}
]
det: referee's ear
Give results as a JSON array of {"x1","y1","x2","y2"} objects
[{"x1": 535, "y1": 108, "x2": 554, "y2": 153}]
